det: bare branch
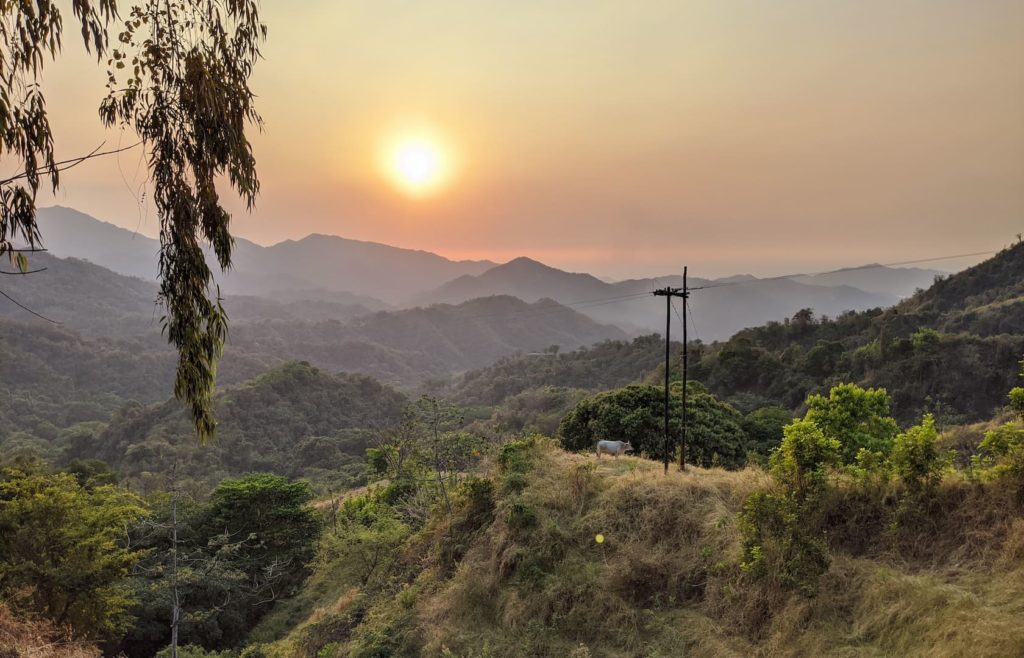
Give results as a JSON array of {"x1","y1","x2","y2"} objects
[
  {"x1": 0, "y1": 141, "x2": 143, "y2": 186},
  {"x1": 0, "y1": 267, "x2": 47, "y2": 275}
]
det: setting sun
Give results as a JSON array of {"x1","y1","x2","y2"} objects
[{"x1": 383, "y1": 134, "x2": 451, "y2": 197}]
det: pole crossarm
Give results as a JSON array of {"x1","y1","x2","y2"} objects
[{"x1": 652, "y1": 287, "x2": 688, "y2": 299}]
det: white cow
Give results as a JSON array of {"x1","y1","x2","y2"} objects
[{"x1": 595, "y1": 440, "x2": 634, "y2": 458}]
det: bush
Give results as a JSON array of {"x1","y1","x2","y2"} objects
[
  {"x1": 804, "y1": 384, "x2": 898, "y2": 463},
  {"x1": 740, "y1": 419, "x2": 840, "y2": 594},
  {"x1": 973, "y1": 421, "x2": 1024, "y2": 502},
  {"x1": 1009, "y1": 386, "x2": 1024, "y2": 419},
  {"x1": 505, "y1": 501, "x2": 538, "y2": 530},
  {"x1": 891, "y1": 415, "x2": 952, "y2": 494}
]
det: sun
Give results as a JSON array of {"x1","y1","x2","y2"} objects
[{"x1": 384, "y1": 134, "x2": 451, "y2": 197}]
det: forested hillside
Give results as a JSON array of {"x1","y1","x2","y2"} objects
[
  {"x1": 446, "y1": 242, "x2": 1024, "y2": 428},
  {"x1": 439, "y1": 335, "x2": 675, "y2": 406},
  {"x1": 61, "y1": 362, "x2": 405, "y2": 494},
  {"x1": 0, "y1": 254, "x2": 627, "y2": 447},
  {"x1": 693, "y1": 241, "x2": 1024, "y2": 422}
]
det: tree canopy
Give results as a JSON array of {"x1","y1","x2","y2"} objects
[
  {"x1": 558, "y1": 382, "x2": 754, "y2": 468},
  {"x1": 0, "y1": 0, "x2": 266, "y2": 439}
]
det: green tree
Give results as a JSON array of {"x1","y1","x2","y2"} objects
[
  {"x1": 0, "y1": 0, "x2": 265, "y2": 439},
  {"x1": 558, "y1": 382, "x2": 751, "y2": 468},
  {"x1": 324, "y1": 494, "x2": 410, "y2": 587},
  {"x1": 1009, "y1": 387, "x2": 1024, "y2": 419},
  {"x1": 741, "y1": 406, "x2": 793, "y2": 460},
  {"x1": 369, "y1": 397, "x2": 483, "y2": 520},
  {"x1": 768, "y1": 420, "x2": 841, "y2": 502},
  {"x1": 804, "y1": 384, "x2": 899, "y2": 463},
  {"x1": 121, "y1": 474, "x2": 319, "y2": 655},
  {"x1": 197, "y1": 474, "x2": 320, "y2": 595},
  {"x1": 0, "y1": 467, "x2": 146, "y2": 638}
]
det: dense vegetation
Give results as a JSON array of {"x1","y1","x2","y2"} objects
[
  {"x1": 558, "y1": 382, "x2": 759, "y2": 468},
  {"x1": 229, "y1": 371, "x2": 1024, "y2": 657},
  {"x1": 0, "y1": 254, "x2": 626, "y2": 448},
  {"x1": 2, "y1": 228, "x2": 1023, "y2": 656},
  {"x1": 81, "y1": 362, "x2": 406, "y2": 494},
  {"x1": 447, "y1": 242, "x2": 1024, "y2": 430},
  {"x1": 0, "y1": 464, "x2": 321, "y2": 657},
  {"x1": 692, "y1": 241, "x2": 1024, "y2": 422}
]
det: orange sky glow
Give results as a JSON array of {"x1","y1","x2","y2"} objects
[{"x1": 33, "y1": 0, "x2": 1024, "y2": 279}]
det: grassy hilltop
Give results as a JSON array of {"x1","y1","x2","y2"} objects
[{"x1": 249, "y1": 436, "x2": 1024, "y2": 658}]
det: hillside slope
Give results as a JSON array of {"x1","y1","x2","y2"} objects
[
  {"x1": 252, "y1": 441, "x2": 1024, "y2": 657},
  {"x1": 447, "y1": 243, "x2": 1024, "y2": 426},
  {"x1": 75, "y1": 362, "x2": 407, "y2": 493},
  {"x1": 693, "y1": 241, "x2": 1024, "y2": 421}
]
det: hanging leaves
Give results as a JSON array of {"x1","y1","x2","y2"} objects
[{"x1": 0, "y1": 0, "x2": 265, "y2": 440}]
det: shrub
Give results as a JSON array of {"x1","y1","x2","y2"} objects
[
  {"x1": 1009, "y1": 386, "x2": 1024, "y2": 419},
  {"x1": 740, "y1": 420, "x2": 840, "y2": 594},
  {"x1": 768, "y1": 420, "x2": 841, "y2": 501},
  {"x1": 804, "y1": 384, "x2": 899, "y2": 463},
  {"x1": 505, "y1": 501, "x2": 538, "y2": 530},
  {"x1": 890, "y1": 415, "x2": 952, "y2": 494},
  {"x1": 973, "y1": 421, "x2": 1024, "y2": 502}
]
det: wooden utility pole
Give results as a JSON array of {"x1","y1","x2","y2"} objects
[
  {"x1": 680, "y1": 267, "x2": 689, "y2": 471},
  {"x1": 653, "y1": 276, "x2": 689, "y2": 474}
]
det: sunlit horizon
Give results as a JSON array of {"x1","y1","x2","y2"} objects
[{"x1": 34, "y1": 1, "x2": 1024, "y2": 280}]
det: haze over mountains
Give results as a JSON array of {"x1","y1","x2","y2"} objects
[
  {"x1": 37, "y1": 206, "x2": 495, "y2": 305},
  {"x1": 32, "y1": 206, "x2": 943, "y2": 341},
  {"x1": 28, "y1": 204, "x2": 946, "y2": 339}
]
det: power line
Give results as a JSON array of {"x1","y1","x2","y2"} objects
[
  {"x1": 457, "y1": 291, "x2": 653, "y2": 322},
  {"x1": 689, "y1": 249, "x2": 995, "y2": 291},
  {"x1": 0, "y1": 289, "x2": 60, "y2": 324},
  {"x1": 685, "y1": 299, "x2": 700, "y2": 343},
  {"x1": 0, "y1": 141, "x2": 144, "y2": 186},
  {"x1": 670, "y1": 298, "x2": 684, "y2": 329}
]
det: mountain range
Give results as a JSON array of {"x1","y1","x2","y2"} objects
[
  {"x1": 420, "y1": 256, "x2": 939, "y2": 339},
  {"x1": 31, "y1": 206, "x2": 944, "y2": 340},
  {"x1": 36, "y1": 206, "x2": 494, "y2": 306}
]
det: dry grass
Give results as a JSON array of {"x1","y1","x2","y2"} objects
[
  {"x1": 409, "y1": 444, "x2": 1024, "y2": 657},
  {"x1": 415, "y1": 446, "x2": 768, "y2": 656},
  {"x1": 258, "y1": 442, "x2": 1024, "y2": 657},
  {"x1": 0, "y1": 605, "x2": 99, "y2": 658}
]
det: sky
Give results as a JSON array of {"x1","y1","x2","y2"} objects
[{"x1": 33, "y1": 0, "x2": 1024, "y2": 279}]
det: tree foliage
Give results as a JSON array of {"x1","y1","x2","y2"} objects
[
  {"x1": 740, "y1": 420, "x2": 840, "y2": 594},
  {"x1": 0, "y1": 466, "x2": 145, "y2": 639},
  {"x1": 1, "y1": 0, "x2": 265, "y2": 440},
  {"x1": 368, "y1": 396, "x2": 484, "y2": 522},
  {"x1": 890, "y1": 414, "x2": 951, "y2": 494},
  {"x1": 198, "y1": 474, "x2": 320, "y2": 595},
  {"x1": 98, "y1": 0, "x2": 265, "y2": 439},
  {"x1": 121, "y1": 473, "x2": 320, "y2": 655},
  {"x1": 0, "y1": 0, "x2": 116, "y2": 263},
  {"x1": 804, "y1": 384, "x2": 899, "y2": 463},
  {"x1": 557, "y1": 382, "x2": 752, "y2": 468}
]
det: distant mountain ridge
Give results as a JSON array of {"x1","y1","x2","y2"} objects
[
  {"x1": 0, "y1": 252, "x2": 626, "y2": 393},
  {"x1": 35, "y1": 206, "x2": 945, "y2": 339},
  {"x1": 420, "y1": 257, "x2": 936, "y2": 339},
  {"x1": 36, "y1": 206, "x2": 495, "y2": 305}
]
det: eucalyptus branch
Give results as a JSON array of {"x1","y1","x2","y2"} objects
[{"x1": 0, "y1": 141, "x2": 143, "y2": 186}]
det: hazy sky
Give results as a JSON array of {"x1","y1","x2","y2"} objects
[{"x1": 34, "y1": 0, "x2": 1024, "y2": 279}]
